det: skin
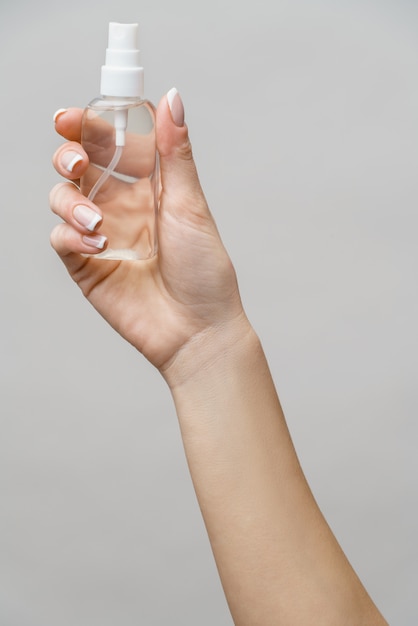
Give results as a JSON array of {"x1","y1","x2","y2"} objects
[{"x1": 50, "y1": 93, "x2": 389, "y2": 625}]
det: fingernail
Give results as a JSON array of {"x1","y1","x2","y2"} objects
[
  {"x1": 53, "y1": 108, "x2": 68, "y2": 123},
  {"x1": 167, "y1": 88, "x2": 184, "y2": 127},
  {"x1": 82, "y1": 234, "x2": 107, "y2": 250},
  {"x1": 61, "y1": 150, "x2": 83, "y2": 173},
  {"x1": 73, "y1": 205, "x2": 102, "y2": 231}
]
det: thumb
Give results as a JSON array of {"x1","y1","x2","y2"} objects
[{"x1": 156, "y1": 89, "x2": 209, "y2": 217}]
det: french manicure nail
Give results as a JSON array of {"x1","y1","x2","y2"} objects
[
  {"x1": 61, "y1": 150, "x2": 83, "y2": 173},
  {"x1": 82, "y1": 234, "x2": 107, "y2": 250},
  {"x1": 73, "y1": 205, "x2": 102, "y2": 231},
  {"x1": 167, "y1": 87, "x2": 185, "y2": 127},
  {"x1": 53, "y1": 108, "x2": 68, "y2": 123}
]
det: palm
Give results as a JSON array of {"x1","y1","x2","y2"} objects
[{"x1": 69, "y1": 192, "x2": 240, "y2": 370}]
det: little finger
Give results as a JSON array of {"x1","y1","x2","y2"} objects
[{"x1": 50, "y1": 222, "x2": 107, "y2": 259}]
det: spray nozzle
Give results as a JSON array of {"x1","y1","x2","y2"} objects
[
  {"x1": 100, "y1": 22, "x2": 144, "y2": 99},
  {"x1": 108, "y1": 22, "x2": 139, "y2": 53}
]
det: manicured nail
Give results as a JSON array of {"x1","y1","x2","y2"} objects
[
  {"x1": 82, "y1": 234, "x2": 107, "y2": 250},
  {"x1": 167, "y1": 88, "x2": 184, "y2": 127},
  {"x1": 53, "y1": 108, "x2": 68, "y2": 123},
  {"x1": 61, "y1": 150, "x2": 83, "y2": 173},
  {"x1": 73, "y1": 205, "x2": 102, "y2": 231}
]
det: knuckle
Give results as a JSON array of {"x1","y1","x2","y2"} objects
[
  {"x1": 176, "y1": 138, "x2": 194, "y2": 162},
  {"x1": 49, "y1": 182, "x2": 65, "y2": 207},
  {"x1": 50, "y1": 223, "x2": 75, "y2": 256},
  {"x1": 49, "y1": 181, "x2": 78, "y2": 214},
  {"x1": 49, "y1": 223, "x2": 63, "y2": 250}
]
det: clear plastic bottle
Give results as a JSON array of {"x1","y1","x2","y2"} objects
[{"x1": 80, "y1": 22, "x2": 159, "y2": 261}]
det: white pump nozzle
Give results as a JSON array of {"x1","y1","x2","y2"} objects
[{"x1": 100, "y1": 22, "x2": 144, "y2": 98}]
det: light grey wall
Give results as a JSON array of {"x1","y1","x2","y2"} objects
[{"x1": 1, "y1": 0, "x2": 417, "y2": 624}]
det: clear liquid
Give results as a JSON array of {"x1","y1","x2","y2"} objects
[{"x1": 81, "y1": 98, "x2": 159, "y2": 260}]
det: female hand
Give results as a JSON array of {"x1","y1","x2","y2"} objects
[{"x1": 50, "y1": 90, "x2": 247, "y2": 376}]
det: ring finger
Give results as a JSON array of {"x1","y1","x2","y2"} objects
[{"x1": 49, "y1": 181, "x2": 103, "y2": 234}]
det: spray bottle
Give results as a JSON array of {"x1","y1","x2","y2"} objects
[{"x1": 81, "y1": 22, "x2": 159, "y2": 260}]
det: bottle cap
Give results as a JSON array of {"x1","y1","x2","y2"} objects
[{"x1": 100, "y1": 22, "x2": 144, "y2": 98}]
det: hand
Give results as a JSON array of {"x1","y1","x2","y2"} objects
[{"x1": 50, "y1": 90, "x2": 246, "y2": 375}]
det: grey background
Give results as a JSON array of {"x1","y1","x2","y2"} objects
[{"x1": 0, "y1": 0, "x2": 417, "y2": 624}]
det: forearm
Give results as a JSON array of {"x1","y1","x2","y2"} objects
[{"x1": 163, "y1": 320, "x2": 388, "y2": 626}]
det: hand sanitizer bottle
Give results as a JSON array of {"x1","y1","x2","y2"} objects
[{"x1": 81, "y1": 22, "x2": 159, "y2": 260}]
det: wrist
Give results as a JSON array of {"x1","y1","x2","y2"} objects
[{"x1": 160, "y1": 313, "x2": 259, "y2": 392}]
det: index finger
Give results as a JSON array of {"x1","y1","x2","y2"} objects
[
  {"x1": 54, "y1": 107, "x2": 83, "y2": 142},
  {"x1": 55, "y1": 107, "x2": 117, "y2": 152}
]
